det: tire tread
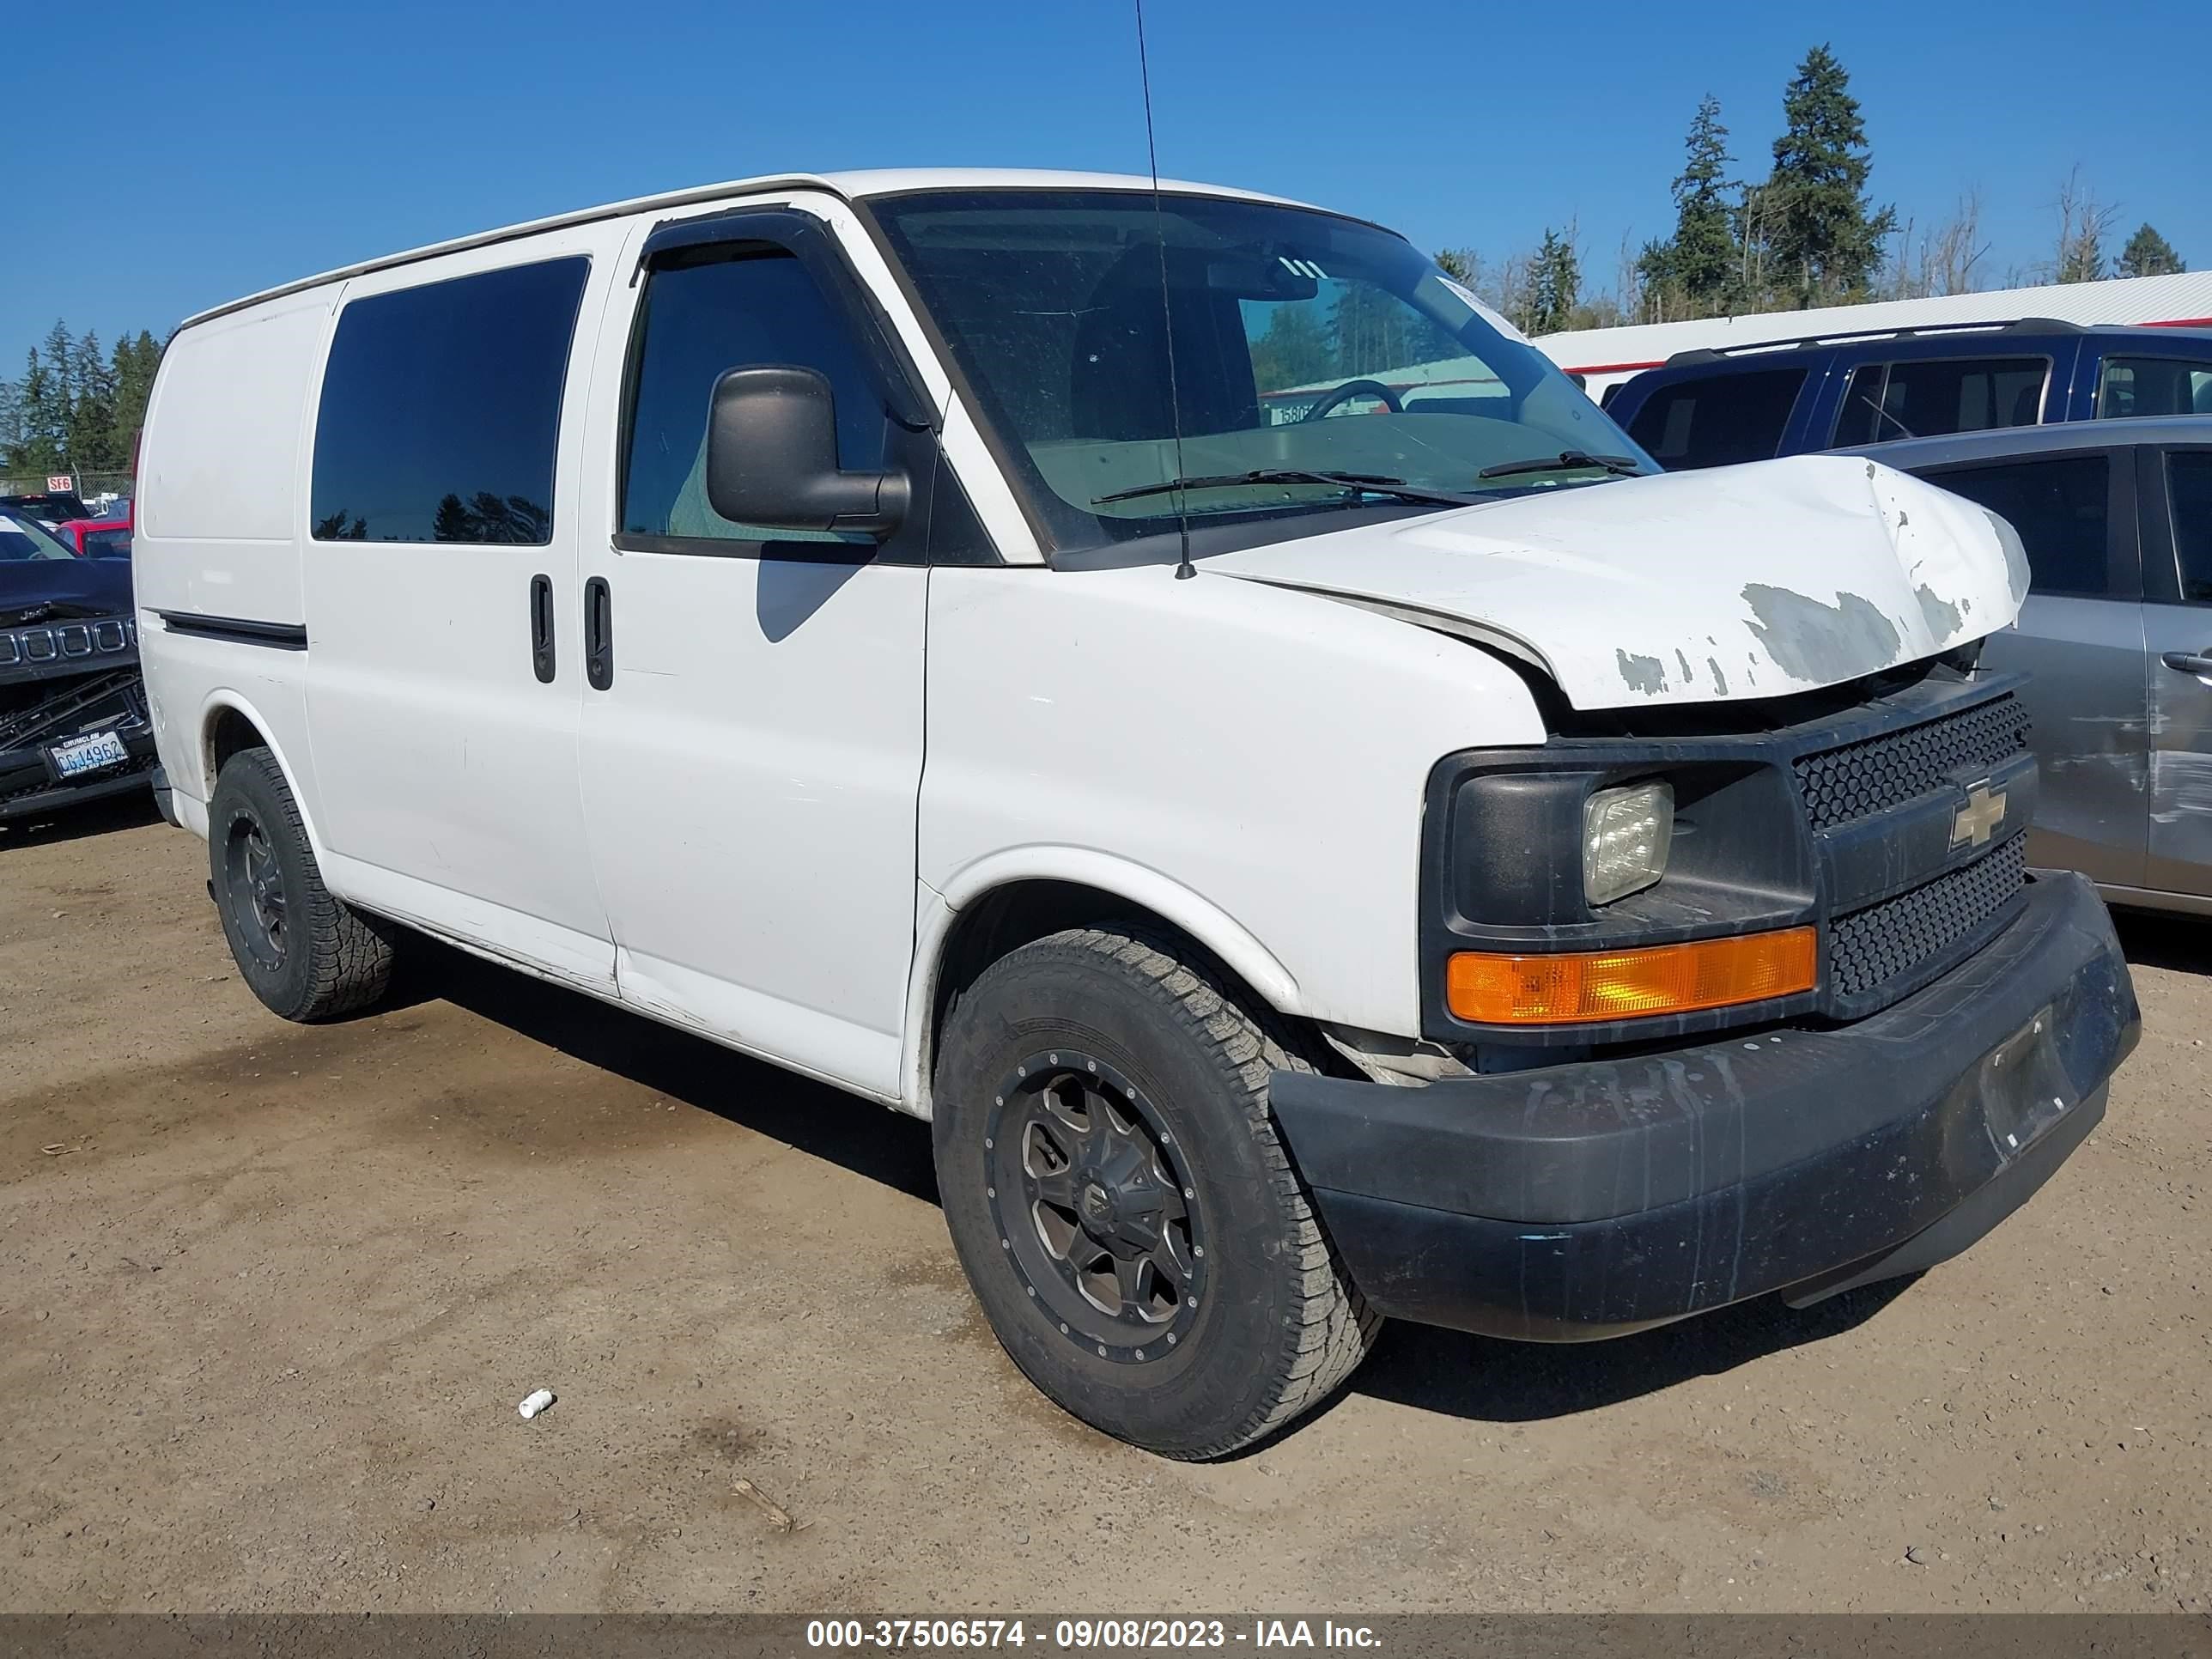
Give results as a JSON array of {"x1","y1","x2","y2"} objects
[
  {"x1": 1044, "y1": 925, "x2": 1378, "y2": 1456},
  {"x1": 216, "y1": 748, "x2": 395, "y2": 1021}
]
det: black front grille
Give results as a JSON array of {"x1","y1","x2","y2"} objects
[
  {"x1": 1795, "y1": 692, "x2": 2029, "y2": 832},
  {"x1": 1829, "y1": 836, "x2": 2027, "y2": 1000}
]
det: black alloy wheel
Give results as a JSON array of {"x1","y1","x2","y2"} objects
[
  {"x1": 988, "y1": 1049, "x2": 1202, "y2": 1364},
  {"x1": 222, "y1": 807, "x2": 289, "y2": 971}
]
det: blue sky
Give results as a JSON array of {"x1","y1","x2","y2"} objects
[{"x1": 10, "y1": 0, "x2": 2206, "y2": 371}]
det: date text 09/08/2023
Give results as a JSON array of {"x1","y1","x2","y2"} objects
[{"x1": 805, "y1": 1620, "x2": 1382, "y2": 1650}]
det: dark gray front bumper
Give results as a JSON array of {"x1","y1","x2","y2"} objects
[{"x1": 1270, "y1": 872, "x2": 2139, "y2": 1340}]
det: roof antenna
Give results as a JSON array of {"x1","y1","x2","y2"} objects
[{"x1": 1133, "y1": 0, "x2": 1195, "y2": 580}]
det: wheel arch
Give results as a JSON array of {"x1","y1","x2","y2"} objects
[
  {"x1": 900, "y1": 850, "x2": 1307, "y2": 1119},
  {"x1": 197, "y1": 693, "x2": 331, "y2": 862}
]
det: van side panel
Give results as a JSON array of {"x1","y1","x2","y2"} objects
[
  {"x1": 137, "y1": 289, "x2": 334, "y2": 622},
  {"x1": 917, "y1": 565, "x2": 1547, "y2": 1046},
  {"x1": 137, "y1": 288, "x2": 338, "y2": 822}
]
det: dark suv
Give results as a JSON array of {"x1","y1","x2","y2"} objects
[{"x1": 1607, "y1": 319, "x2": 2212, "y2": 471}]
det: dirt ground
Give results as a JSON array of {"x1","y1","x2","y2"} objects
[{"x1": 1, "y1": 794, "x2": 2205, "y2": 1615}]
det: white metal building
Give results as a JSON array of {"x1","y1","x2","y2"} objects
[{"x1": 1535, "y1": 269, "x2": 2212, "y2": 404}]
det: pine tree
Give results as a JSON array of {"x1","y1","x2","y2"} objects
[
  {"x1": 2049, "y1": 169, "x2": 2119, "y2": 285},
  {"x1": 1248, "y1": 306, "x2": 1334, "y2": 392},
  {"x1": 108, "y1": 337, "x2": 142, "y2": 453},
  {"x1": 40, "y1": 320, "x2": 72, "y2": 382},
  {"x1": 67, "y1": 330, "x2": 118, "y2": 470},
  {"x1": 1520, "y1": 229, "x2": 1581, "y2": 336},
  {"x1": 432, "y1": 494, "x2": 473, "y2": 542},
  {"x1": 1433, "y1": 248, "x2": 1478, "y2": 285},
  {"x1": 1638, "y1": 94, "x2": 1737, "y2": 319},
  {"x1": 109, "y1": 331, "x2": 161, "y2": 460},
  {"x1": 14, "y1": 347, "x2": 64, "y2": 472},
  {"x1": 1328, "y1": 285, "x2": 1455, "y2": 374},
  {"x1": 2117, "y1": 224, "x2": 2185, "y2": 279},
  {"x1": 1759, "y1": 46, "x2": 1895, "y2": 306},
  {"x1": 2057, "y1": 234, "x2": 2105, "y2": 285},
  {"x1": 1633, "y1": 238, "x2": 1674, "y2": 319},
  {"x1": 36, "y1": 321, "x2": 77, "y2": 471},
  {"x1": 3, "y1": 326, "x2": 166, "y2": 476}
]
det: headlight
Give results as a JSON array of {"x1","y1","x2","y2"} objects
[{"x1": 1583, "y1": 781, "x2": 1673, "y2": 905}]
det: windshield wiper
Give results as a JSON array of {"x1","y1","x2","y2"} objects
[
  {"x1": 1476, "y1": 451, "x2": 1645, "y2": 481},
  {"x1": 1093, "y1": 469, "x2": 1481, "y2": 508}
]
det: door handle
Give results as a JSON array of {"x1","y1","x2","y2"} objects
[
  {"x1": 2161, "y1": 649, "x2": 2212, "y2": 677},
  {"x1": 584, "y1": 576, "x2": 614, "y2": 690},
  {"x1": 529, "y1": 574, "x2": 556, "y2": 683}
]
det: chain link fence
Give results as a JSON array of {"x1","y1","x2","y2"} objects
[{"x1": 0, "y1": 469, "x2": 134, "y2": 505}]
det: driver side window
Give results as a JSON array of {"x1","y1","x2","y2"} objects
[{"x1": 620, "y1": 247, "x2": 886, "y2": 548}]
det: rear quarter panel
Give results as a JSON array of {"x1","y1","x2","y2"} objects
[{"x1": 136, "y1": 286, "x2": 337, "y2": 823}]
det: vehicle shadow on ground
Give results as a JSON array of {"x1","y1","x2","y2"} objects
[
  {"x1": 0, "y1": 787, "x2": 161, "y2": 848},
  {"x1": 1340, "y1": 1276, "x2": 1913, "y2": 1428},
  {"x1": 402, "y1": 934, "x2": 1919, "y2": 1431},
  {"x1": 397, "y1": 939, "x2": 939, "y2": 1205},
  {"x1": 2112, "y1": 907, "x2": 2212, "y2": 976}
]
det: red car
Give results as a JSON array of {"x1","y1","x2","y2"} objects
[{"x1": 55, "y1": 513, "x2": 133, "y2": 559}]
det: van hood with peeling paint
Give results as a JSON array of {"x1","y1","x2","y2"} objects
[{"x1": 1205, "y1": 453, "x2": 2031, "y2": 711}]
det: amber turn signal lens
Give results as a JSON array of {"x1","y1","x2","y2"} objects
[{"x1": 1447, "y1": 928, "x2": 1817, "y2": 1024}]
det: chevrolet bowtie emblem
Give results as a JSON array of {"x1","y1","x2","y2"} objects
[{"x1": 1952, "y1": 781, "x2": 2008, "y2": 848}]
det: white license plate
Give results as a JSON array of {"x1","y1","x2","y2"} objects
[{"x1": 50, "y1": 729, "x2": 130, "y2": 778}]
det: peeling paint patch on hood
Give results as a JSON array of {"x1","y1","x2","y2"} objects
[{"x1": 1205, "y1": 453, "x2": 2024, "y2": 711}]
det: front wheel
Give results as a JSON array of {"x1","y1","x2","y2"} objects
[{"x1": 933, "y1": 927, "x2": 1377, "y2": 1458}]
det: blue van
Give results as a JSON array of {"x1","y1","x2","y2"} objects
[{"x1": 1607, "y1": 319, "x2": 2212, "y2": 471}]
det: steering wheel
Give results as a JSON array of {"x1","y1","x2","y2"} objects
[{"x1": 1300, "y1": 378, "x2": 1404, "y2": 421}]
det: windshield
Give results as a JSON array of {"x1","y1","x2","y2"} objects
[
  {"x1": 869, "y1": 189, "x2": 1654, "y2": 555},
  {"x1": 0, "y1": 512, "x2": 78, "y2": 561}
]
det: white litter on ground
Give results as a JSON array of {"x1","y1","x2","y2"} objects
[{"x1": 518, "y1": 1389, "x2": 556, "y2": 1419}]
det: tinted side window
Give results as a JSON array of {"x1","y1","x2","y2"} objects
[
  {"x1": 311, "y1": 258, "x2": 588, "y2": 544},
  {"x1": 1834, "y1": 356, "x2": 2045, "y2": 446},
  {"x1": 1925, "y1": 455, "x2": 2111, "y2": 598},
  {"x1": 1625, "y1": 368, "x2": 1804, "y2": 469},
  {"x1": 2098, "y1": 357, "x2": 2212, "y2": 419},
  {"x1": 621, "y1": 249, "x2": 885, "y2": 546},
  {"x1": 2169, "y1": 452, "x2": 2212, "y2": 602},
  {"x1": 1835, "y1": 364, "x2": 1893, "y2": 445}
]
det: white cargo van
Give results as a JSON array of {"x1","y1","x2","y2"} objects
[{"x1": 137, "y1": 170, "x2": 2139, "y2": 1458}]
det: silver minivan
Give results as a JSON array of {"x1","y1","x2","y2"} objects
[{"x1": 1861, "y1": 416, "x2": 2212, "y2": 913}]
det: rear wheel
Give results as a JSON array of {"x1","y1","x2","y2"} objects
[
  {"x1": 209, "y1": 745, "x2": 395, "y2": 1021},
  {"x1": 933, "y1": 926, "x2": 1376, "y2": 1458}
]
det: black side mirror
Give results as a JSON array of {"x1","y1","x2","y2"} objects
[{"x1": 705, "y1": 366, "x2": 909, "y2": 541}]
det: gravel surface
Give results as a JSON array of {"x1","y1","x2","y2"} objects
[{"x1": 3, "y1": 796, "x2": 2205, "y2": 1613}]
